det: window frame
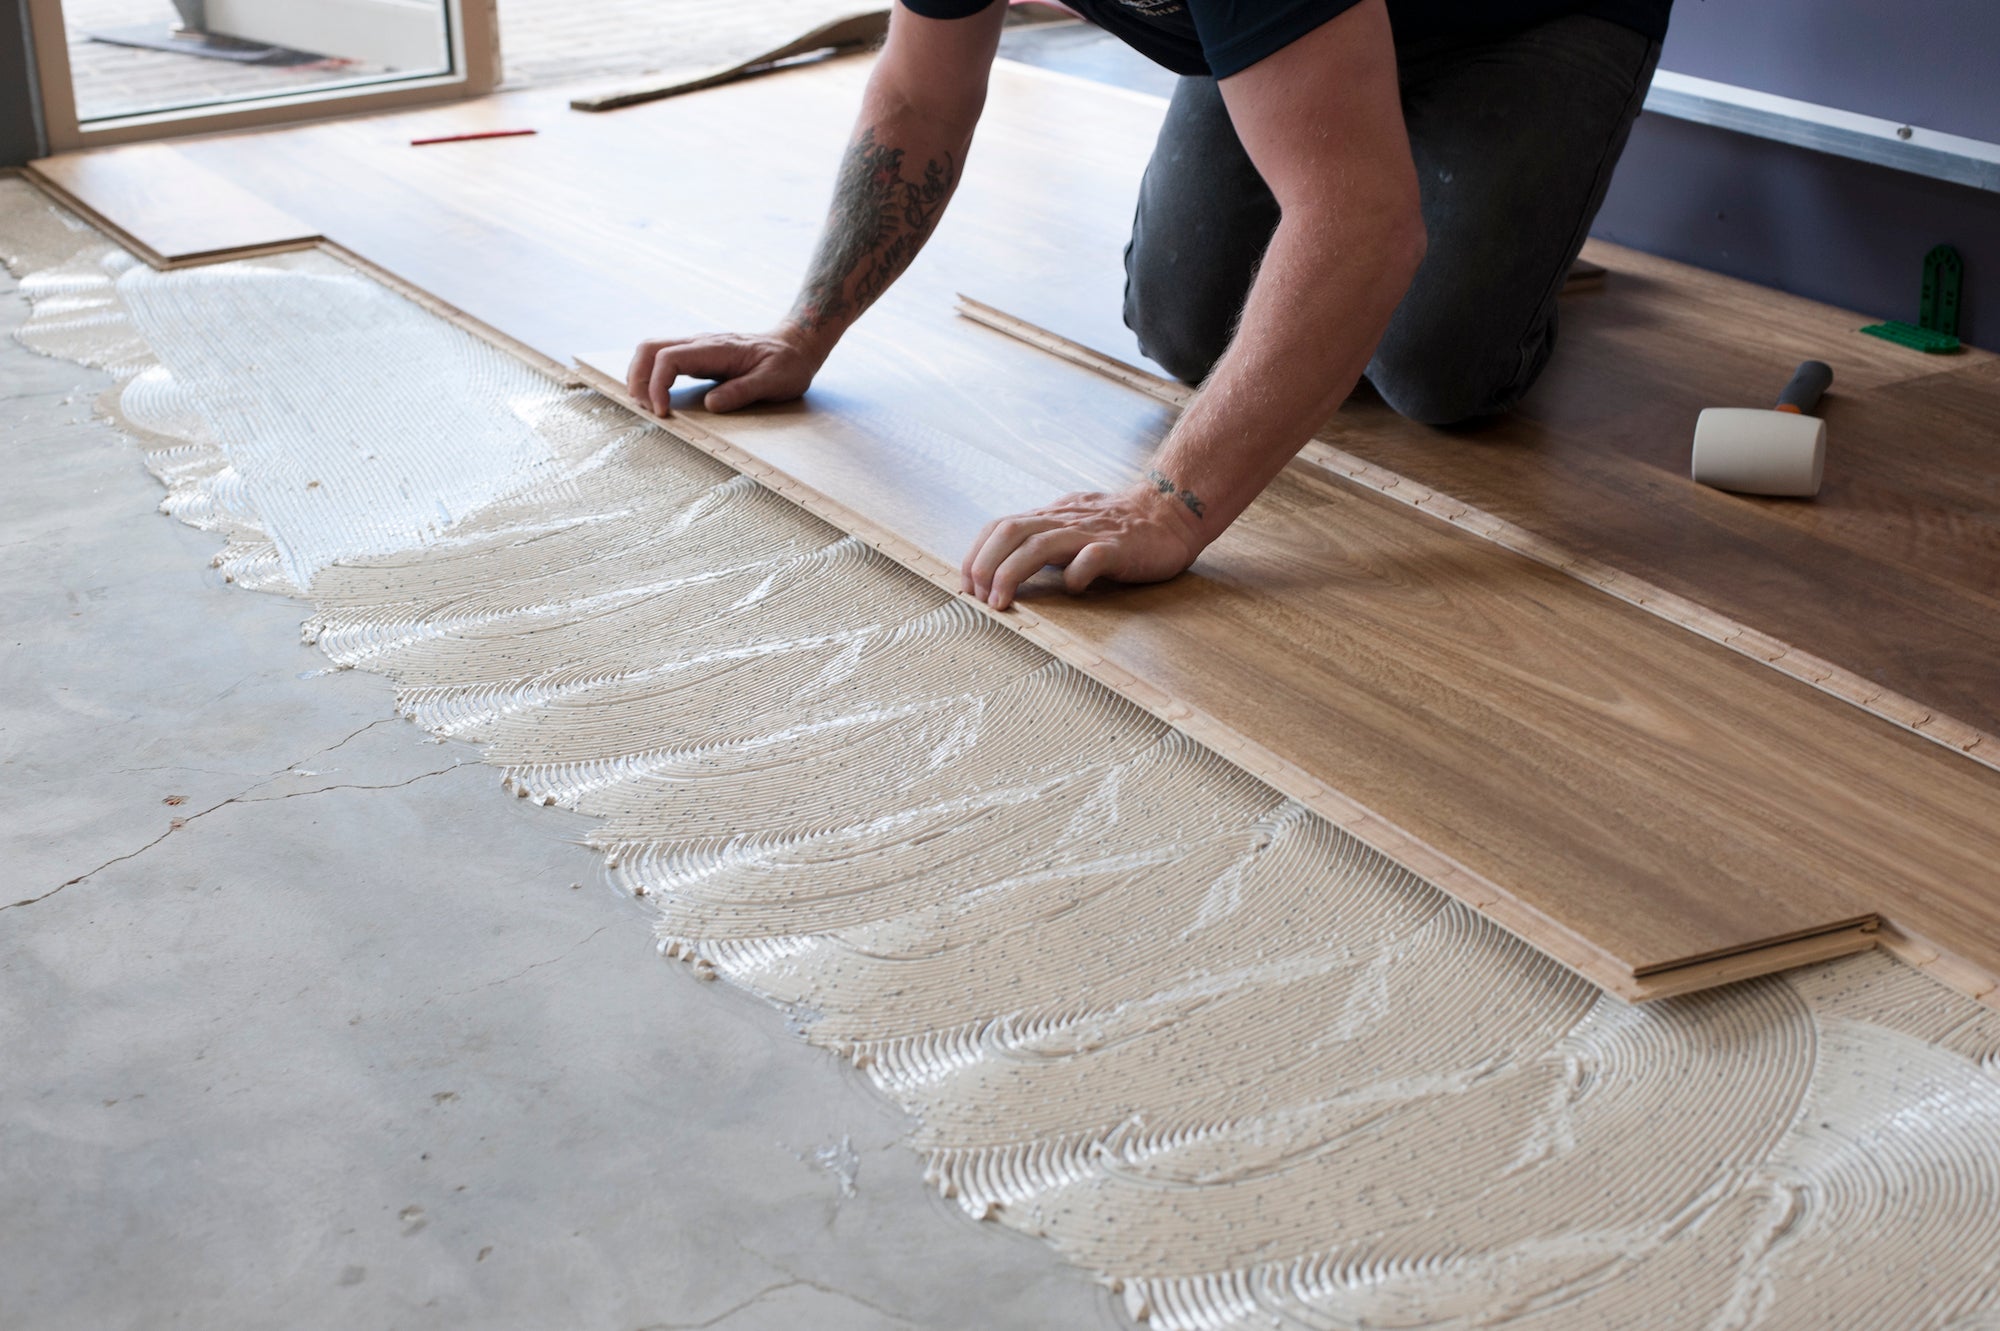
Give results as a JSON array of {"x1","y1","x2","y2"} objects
[{"x1": 24, "y1": 0, "x2": 499, "y2": 152}]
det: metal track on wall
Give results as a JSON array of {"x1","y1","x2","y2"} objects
[{"x1": 1645, "y1": 70, "x2": 2000, "y2": 192}]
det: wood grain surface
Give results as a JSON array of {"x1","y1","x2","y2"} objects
[
  {"x1": 569, "y1": 340, "x2": 2000, "y2": 996},
  {"x1": 28, "y1": 144, "x2": 318, "y2": 267},
  {"x1": 1295, "y1": 246, "x2": 2000, "y2": 740},
  {"x1": 958, "y1": 296, "x2": 2000, "y2": 773},
  {"x1": 26, "y1": 56, "x2": 2000, "y2": 1001}
]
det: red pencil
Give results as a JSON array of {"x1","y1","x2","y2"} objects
[{"x1": 410, "y1": 128, "x2": 538, "y2": 146}]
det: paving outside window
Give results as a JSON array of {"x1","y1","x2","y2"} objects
[{"x1": 60, "y1": 0, "x2": 867, "y2": 123}]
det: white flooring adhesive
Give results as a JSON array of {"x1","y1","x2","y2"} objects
[
  {"x1": 1, "y1": 186, "x2": 568, "y2": 592},
  {"x1": 7, "y1": 176, "x2": 1999, "y2": 1329}
]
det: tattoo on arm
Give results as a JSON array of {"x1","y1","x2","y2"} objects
[
  {"x1": 791, "y1": 127, "x2": 957, "y2": 333},
  {"x1": 1146, "y1": 468, "x2": 1207, "y2": 519}
]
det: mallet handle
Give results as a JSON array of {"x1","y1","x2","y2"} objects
[{"x1": 1774, "y1": 360, "x2": 1833, "y2": 415}]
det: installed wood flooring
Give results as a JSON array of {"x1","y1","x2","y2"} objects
[
  {"x1": 1308, "y1": 253, "x2": 2000, "y2": 741},
  {"x1": 26, "y1": 56, "x2": 2000, "y2": 1003}
]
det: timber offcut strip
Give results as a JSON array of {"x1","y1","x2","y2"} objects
[
  {"x1": 569, "y1": 11, "x2": 891, "y2": 112},
  {"x1": 954, "y1": 296, "x2": 2000, "y2": 779},
  {"x1": 567, "y1": 6, "x2": 1079, "y2": 112},
  {"x1": 569, "y1": 355, "x2": 1877, "y2": 1003}
]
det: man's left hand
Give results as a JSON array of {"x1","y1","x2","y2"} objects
[{"x1": 960, "y1": 484, "x2": 1206, "y2": 610}]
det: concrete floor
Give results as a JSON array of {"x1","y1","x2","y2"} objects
[{"x1": 0, "y1": 266, "x2": 1119, "y2": 1328}]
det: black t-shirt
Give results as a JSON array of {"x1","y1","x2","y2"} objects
[{"x1": 903, "y1": 0, "x2": 1671, "y2": 78}]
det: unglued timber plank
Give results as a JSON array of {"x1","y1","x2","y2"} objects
[
  {"x1": 577, "y1": 348, "x2": 1996, "y2": 1003},
  {"x1": 1878, "y1": 921, "x2": 2000, "y2": 1008},
  {"x1": 27, "y1": 145, "x2": 319, "y2": 268},
  {"x1": 956, "y1": 296, "x2": 2000, "y2": 778}
]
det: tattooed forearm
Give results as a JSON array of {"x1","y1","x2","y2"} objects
[
  {"x1": 1147, "y1": 468, "x2": 1207, "y2": 519},
  {"x1": 791, "y1": 126, "x2": 957, "y2": 334}
]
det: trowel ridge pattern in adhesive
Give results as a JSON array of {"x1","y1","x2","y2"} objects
[{"x1": 6, "y1": 176, "x2": 1999, "y2": 1330}]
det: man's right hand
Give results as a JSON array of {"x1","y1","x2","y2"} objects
[{"x1": 626, "y1": 326, "x2": 826, "y2": 416}]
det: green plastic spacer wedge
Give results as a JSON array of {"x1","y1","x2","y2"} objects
[{"x1": 1860, "y1": 320, "x2": 1963, "y2": 353}]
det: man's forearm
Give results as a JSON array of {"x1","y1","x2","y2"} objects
[
  {"x1": 783, "y1": 87, "x2": 978, "y2": 359},
  {"x1": 1143, "y1": 0, "x2": 1424, "y2": 543},
  {"x1": 624, "y1": 7, "x2": 998, "y2": 418},
  {"x1": 1147, "y1": 205, "x2": 1425, "y2": 537},
  {"x1": 957, "y1": 1, "x2": 1423, "y2": 608}
]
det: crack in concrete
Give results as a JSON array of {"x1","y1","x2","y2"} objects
[
  {"x1": 769, "y1": 1273, "x2": 923, "y2": 1327},
  {"x1": 290, "y1": 715, "x2": 401, "y2": 764},
  {"x1": 6, "y1": 756, "x2": 460, "y2": 912},
  {"x1": 635, "y1": 1279, "x2": 807, "y2": 1330},
  {"x1": 232, "y1": 763, "x2": 462, "y2": 806},
  {"x1": 7, "y1": 820, "x2": 191, "y2": 913},
  {"x1": 442, "y1": 925, "x2": 612, "y2": 998},
  {"x1": 89, "y1": 720, "x2": 402, "y2": 786},
  {"x1": 691, "y1": 1239, "x2": 926, "y2": 1330},
  {"x1": 0, "y1": 380, "x2": 89, "y2": 407},
  {"x1": 636, "y1": 1269, "x2": 924, "y2": 1330}
]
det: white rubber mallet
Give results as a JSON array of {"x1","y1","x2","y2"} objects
[{"x1": 1691, "y1": 360, "x2": 1833, "y2": 497}]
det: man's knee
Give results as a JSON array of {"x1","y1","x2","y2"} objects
[
  {"x1": 1369, "y1": 362, "x2": 1526, "y2": 427},
  {"x1": 1122, "y1": 186, "x2": 1269, "y2": 385},
  {"x1": 1368, "y1": 319, "x2": 1558, "y2": 426},
  {"x1": 1123, "y1": 262, "x2": 1234, "y2": 386},
  {"x1": 1121, "y1": 75, "x2": 1278, "y2": 387}
]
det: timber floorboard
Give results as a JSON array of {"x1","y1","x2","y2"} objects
[
  {"x1": 1292, "y1": 247, "x2": 2000, "y2": 741},
  {"x1": 952, "y1": 296, "x2": 2000, "y2": 769},
  {"x1": 570, "y1": 345, "x2": 1994, "y2": 1002},
  {"x1": 28, "y1": 145, "x2": 318, "y2": 267},
  {"x1": 23, "y1": 57, "x2": 2000, "y2": 1001}
]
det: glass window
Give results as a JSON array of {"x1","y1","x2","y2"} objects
[{"x1": 63, "y1": 0, "x2": 454, "y2": 124}]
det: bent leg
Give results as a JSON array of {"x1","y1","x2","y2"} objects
[
  {"x1": 1122, "y1": 76, "x2": 1280, "y2": 385},
  {"x1": 1368, "y1": 17, "x2": 1661, "y2": 425}
]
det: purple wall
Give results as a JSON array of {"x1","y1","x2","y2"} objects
[
  {"x1": 1592, "y1": 0, "x2": 2000, "y2": 347},
  {"x1": 1652, "y1": 1, "x2": 2000, "y2": 142}
]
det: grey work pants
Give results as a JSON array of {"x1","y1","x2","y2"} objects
[{"x1": 1122, "y1": 15, "x2": 1663, "y2": 424}]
